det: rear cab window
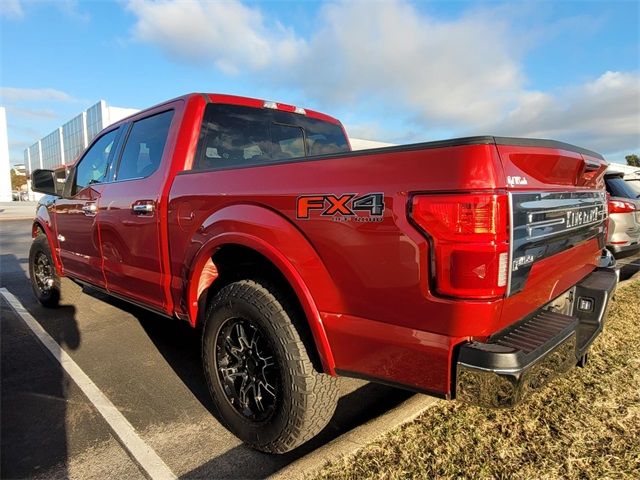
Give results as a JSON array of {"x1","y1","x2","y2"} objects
[{"x1": 193, "y1": 104, "x2": 349, "y2": 170}]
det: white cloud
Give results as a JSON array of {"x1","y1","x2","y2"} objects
[
  {"x1": 126, "y1": 0, "x2": 305, "y2": 74},
  {"x1": 125, "y1": 0, "x2": 522, "y2": 125},
  {"x1": 0, "y1": 0, "x2": 24, "y2": 19},
  {"x1": 291, "y1": 1, "x2": 523, "y2": 126},
  {"x1": 487, "y1": 71, "x2": 640, "y2": 155},
  {"x1": 123, "y1": 0, "x2": 638, "y2": 156},
  {"x1": 0, "y1": 87, "x2": 76, "y2": 103},
  {"x1": 5, "y1": 106, "x2": 58, "y2": 120},
  {"x1": 0, "y1": 0, "x2": 89, "y2": 21}
]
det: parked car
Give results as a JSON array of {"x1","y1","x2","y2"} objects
[
  {"x1": 29, "y1": 93, "x2": 617, "y2": 453},
  {"x1": 605, "y1": 172, "x2": 640, "y2": 257}
]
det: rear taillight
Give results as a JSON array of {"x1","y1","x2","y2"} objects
[
  {"x1": 410, "y1": 193, "x2": 509, "y2": 299},
  {"x1": 608, "y1": 199, "x2": 637, "y2": 214}
]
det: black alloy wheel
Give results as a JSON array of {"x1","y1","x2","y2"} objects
[
  {"x1": 215, "y1": 317, "x2": 279, "y2": 422},
  {"x1": 29, "y1": 234, "x2": 61, "y2": 307},
  {"x1": 32, "y1": 251, "x2": 55, "y2": 295},
  {"x1": 202, "y1": 279, "x2": 339, "y2": 453}
]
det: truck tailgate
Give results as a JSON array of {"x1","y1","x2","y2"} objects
[{"x1": 494, "y1": 141, "x2": 608, "y2": 333}]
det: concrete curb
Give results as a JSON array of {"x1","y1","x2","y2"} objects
[
  {"x1": 269, "y1": 395, "x2": 438, "y2": 480},
  {"x1": 0, "y1": 216, "x2": 34, "y2": 221}
]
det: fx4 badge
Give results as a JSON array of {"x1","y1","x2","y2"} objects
[{"x1": 296, "y1": 193, "x2": 385, "y2": 222}]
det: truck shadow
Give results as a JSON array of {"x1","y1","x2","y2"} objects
[
  {"x1": 0, "y1": 253, "x2": 81, "y2": 479},
  {"x1": 94, "y1": 292, "x2": 413, "y2": 478}
]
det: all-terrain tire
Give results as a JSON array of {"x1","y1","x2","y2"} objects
[
  {"x1": 202, "y1": 279, "x2": 338, "y2": 453},
  {"x1": 29, "y1": 234, "x2": 61, "y2": 308}
]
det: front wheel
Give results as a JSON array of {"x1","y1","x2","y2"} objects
[
  {"x1": 29, "y1": 234, "x2": 61, "y2": 307},
  {"x1": 202, "y1": 279, "x2": 338, "y2": 453}
]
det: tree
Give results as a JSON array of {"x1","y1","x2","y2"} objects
[
  {"x1": 626, "y1": 154, "x2": 640, "y2": 167},
  {"x1": 10, "y1": 169, "x2": 27, "y2": 191}
]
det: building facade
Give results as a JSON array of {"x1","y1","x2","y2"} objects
[
  {"x1": 24, "y1": 100, "x2": 138, "y2": 174},
  {"x1": 0, "y1": 107, "x2": 12, "y2": 201}
]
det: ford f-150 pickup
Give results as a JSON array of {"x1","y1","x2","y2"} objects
[{"x1": 30, "y1": 93, "x2": 618, "y2": 453}]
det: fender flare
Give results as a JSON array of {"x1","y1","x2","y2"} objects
[
  {"x1": 185, "y1": 204, "x2": 342, "y2": 374},
  {"x1": 32, "y1": 205, "x2": 62, "y2": 275}
]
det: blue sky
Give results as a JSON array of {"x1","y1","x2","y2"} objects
[{"x1": 1, "y1": 0, "x2": 638, "y2": 165}]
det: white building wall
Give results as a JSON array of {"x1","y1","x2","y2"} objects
[
  {"x1": 24, "y1": 148, "x2": 31, "y2": 174},
  {"x1": 40, "y1": 127, "x2": 65, "y2": 170},
  {"x1": 0, "y1": 107, "x2": 13, "y2": 201},
  {"x1": 28, "y1": 141, "x2": 42, "y2": 172},
  {"x1": 86, "y1": 100, "x2": 108, "y2": 143},
  {"x1": 24, "y1": 100, "x2": 141, "y2": 176},
  {"x1": 107, "y1": 106, "x2": 139, "y2": 125},
  {"x1": 62, "y1": 112, "x2": 88, "y2": 165},
  {"x1": 349, "y1": 137, "x2": 395, "y2": 150}
]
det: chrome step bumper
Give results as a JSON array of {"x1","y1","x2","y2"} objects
[{"x1": 455, "y1": 260, "x2": 618, "y2": 408}]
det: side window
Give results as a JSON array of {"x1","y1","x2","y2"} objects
[
  {"x1": 116, "y1": 110, "x2": 174, "y2": 181},
  {"x1": 75, "y1": 128, "x2": 119, "y2": 192}
]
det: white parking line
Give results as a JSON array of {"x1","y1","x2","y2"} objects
[{"x1": 0, "y1": 288, "x2": 177, "y2": 480}]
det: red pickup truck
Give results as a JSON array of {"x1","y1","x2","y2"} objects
[{"x1": 30, "y1": 93, "x2": 617, "y2": 453}]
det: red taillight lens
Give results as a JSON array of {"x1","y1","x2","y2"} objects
[
  {"x1": 411, "y1": 193, "x2": 509, "y2": 299},
  {"x1": 608, "y1": 199, "x2": 637, "y2": 214}
]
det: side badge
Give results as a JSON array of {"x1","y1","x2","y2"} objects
[{"x1": 296, "y1": 193, "x2": 385, "y2": 222}]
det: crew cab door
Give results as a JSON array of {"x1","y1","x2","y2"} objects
[
  {"x1": 54, "y1": 127, "x2": 122, "y2": 287},
  {"x1": 97, "y1": 109, "x2": 176, "y2": 312}
]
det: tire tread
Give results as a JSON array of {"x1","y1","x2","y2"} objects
[{"x1": 203, "y1": 279, "x2": 338, "y2": 453}]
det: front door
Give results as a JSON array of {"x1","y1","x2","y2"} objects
[{"x1": 54, "y1": 127, "x2": 121, "y2": 287}]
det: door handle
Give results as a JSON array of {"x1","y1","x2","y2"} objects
[
  {"x1": 132, "y1": 202, "x2": 155, "y2": 214},
  {"x1": 82, "y1": 203, "x2": 97, "y2": 216}
]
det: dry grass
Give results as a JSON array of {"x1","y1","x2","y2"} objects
[{"x1": 316, "y1": 281, "x2": 640, "y2": 480}]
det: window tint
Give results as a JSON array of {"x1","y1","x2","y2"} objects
[
  {"x1": 75, "y1": 128, "x2": 118, "y2": 191},
  {"x1": 116, "y1": 110, "x2": 174, "y2": 181},
  {"x1": 606, "y1": 176, "x2": 639, "y2": 199},
  {"x1": 272, "y1": 124, "x2": 305, "y2": 159},
  {"x1": 193, "y1": 104, "x2": 349, "y2": 170}
]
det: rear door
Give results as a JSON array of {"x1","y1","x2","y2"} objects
[
  {"x1": 98, "y1": 108, "x2": 176, "y2": 312},
  {"x1": 54, "y1": 127, "x2": 122, "y2": 286}
]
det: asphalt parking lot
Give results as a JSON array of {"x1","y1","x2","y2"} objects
[{"x1": 0, "y1": 219, "x2": 414, "y2": 479}]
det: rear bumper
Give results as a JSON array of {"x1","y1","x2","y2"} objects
[{"x1": 455, "y1": 252, "x2": 617, "y2": 408}]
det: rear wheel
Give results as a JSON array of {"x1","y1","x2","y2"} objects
[
  {"x1": 29, "y1": 234, "x2": 61, "y2": 308},
  {"x1": 202, "y1": 279, "x2": 338, "y2": 453}
]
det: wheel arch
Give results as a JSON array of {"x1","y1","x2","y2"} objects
[
  {"x1": 32, "y1": 207, "x2": 62, "y2": 275},
  {"x1": 185, "y1": 204, "x2": 341, "y2": 374}
]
